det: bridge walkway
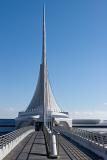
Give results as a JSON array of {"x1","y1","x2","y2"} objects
[
  {"x1": 3, "y1": 130, "x2": 99, "y2": 160},
  {"x1": 3, "y1": 131, "x2": 69, "y2": 160}
]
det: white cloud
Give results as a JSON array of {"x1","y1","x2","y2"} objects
[
  {"x1": 0, "y1": 106, "x2": 107, "y2": 120},
  {"x1": 104, "y1": 102, "x2": 107, "y2": 106},
  {"x1": 70, "y1": 111, "x2": 107, "y2": 120},
  {"x1": 0, "y1": 107, "x2": 21, "y2": 119}
]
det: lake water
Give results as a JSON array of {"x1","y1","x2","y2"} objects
[{"x1": 0, "y1": 119, "x2": 15, "y2": 135}]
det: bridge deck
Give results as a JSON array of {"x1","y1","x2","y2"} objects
[
  {"x1": 3, "y1": 131, "x2": 70, "y2": 160},
  {"x1": 3, "y1": 131, "x2": 99, "y2": 160}
]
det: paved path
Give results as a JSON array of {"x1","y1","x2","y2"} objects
[
  {"x1": 3, "y1": 130, "x2": 100, "y2": 160},
  {"x1": 3, "y1": 131, "x2": 70, "y2": 160}
]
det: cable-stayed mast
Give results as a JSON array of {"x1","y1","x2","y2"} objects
[
  {"x1": 25, "y1": 5, "x2": 61, "y2": 121},
  {"x1": 42, "y1": 5, "x2": 46, "y2": 66},
  {"x1": 17, "y1": 5, "x2": 71, "y2": 128}
]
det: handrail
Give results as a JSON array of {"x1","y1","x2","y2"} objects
[
  {"x1": 0, "y1": 126, "x2": 34, "y2": 149},
  {"x1": 56, "y1": 126, "x2": 107, "y2": 150}
]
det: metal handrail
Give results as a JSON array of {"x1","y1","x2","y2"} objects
[
  {"x1": 0, "y1": 126, "x2": 34, "y2": 149},
  {"x1": 72, "y1": 128, "x2": 107, "y2": 148},
  {"x1": 56, "y1": 126, "x2": 107, "y2": 150}
]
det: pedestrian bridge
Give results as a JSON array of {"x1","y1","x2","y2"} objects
[
  {"x1": 0, "y1": 126, "x2": 106, "y2": 160},
  {"x1": 1, "y1": 5, "x2": 106, "y2": 160}
]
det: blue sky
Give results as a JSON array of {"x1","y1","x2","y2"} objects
[{"x1": 0, "y1": 0, "x2": 107, "y2": 119}]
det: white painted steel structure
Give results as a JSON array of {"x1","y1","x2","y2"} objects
[
  {"x1": 43, "y1": 126, "x2": 58, "y2": 158},
  {"x1": 17, "y1": 5, "x2": 71, "y2": 126},
  {"x1": 56, "y1": 127, "x2": 107, "y2": 160},
  {"x1": 0, "y1": 126, "x2": 35, "y2": 160}
]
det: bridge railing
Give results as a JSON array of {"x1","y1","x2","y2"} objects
[
  {"x1": 0, "y1": 126, "x2": 34, "y2": 149},
  {"x1": 70, "y1": 128, "x2": 107, "y2": 149},
  {"x1": 0, "y1": 126, "x2": 35, "y2": 160},
  {"x1": 58, "y1": 127, "x2": 107, "y2": 149},
  {"x1": 55, "y1": 126, "x2": 107, "y2": 160}
]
